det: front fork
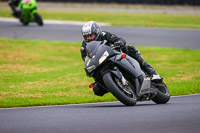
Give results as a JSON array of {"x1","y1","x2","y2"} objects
[
  {"x1": 102, "y1": 66, "x2": 139, "y2": 94},
  {"x1": 91, "y1": 66, "x2": 125, "y2": 91}
]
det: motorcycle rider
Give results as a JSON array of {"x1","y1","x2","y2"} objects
[
  {"x1": 81, "y1": 21, "x2": 160, "y2": 79},
  {"x1": 9, "y1": 0, "x2": 21, "y2": 18}
]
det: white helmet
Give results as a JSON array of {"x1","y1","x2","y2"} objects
[{"x1": 81, "y1": 21, "x2": 102, "y2": 42}]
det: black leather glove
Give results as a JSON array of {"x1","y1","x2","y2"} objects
[{"x1": 114, "y1": 40, "x2": 125, "y2": 48}]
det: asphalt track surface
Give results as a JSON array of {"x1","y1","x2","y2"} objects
[
  {"x1": 0, "y1": 94, "x2": 200, "y2": 133},
  {"x1": 0, "y1": 20, "x2": 200, "y2": 49}
]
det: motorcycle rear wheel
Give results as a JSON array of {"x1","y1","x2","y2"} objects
[
  {"x1": 152, "y1": 80, "x2": 170, "y2": 104},
  {"x1": 103, "y1": 72, "x2": 137, "y2": 106},
  {"x1": 34, "y1": 13, "x2": 43, "y2": 26}
]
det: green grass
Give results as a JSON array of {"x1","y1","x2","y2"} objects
[
  {"x1": 0, "y1": 9, "x2": 200, "y2": 28},
  {"x1": 0, "y1": 38, "x2": 200, "y2": 108}
]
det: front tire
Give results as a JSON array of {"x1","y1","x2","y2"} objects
[
  {"x1": 102, "y1": 72, "x2": 137, "y2": 106},
  {"x1": 20, "y1": 18, "x2": 29, "y2": 26}
]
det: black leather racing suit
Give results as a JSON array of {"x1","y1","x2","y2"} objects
[
  {"x1": 9, "y1": 0, "x2": 21, "y2": 18},
  {"x1": 80, "y1": 31, "x2": 156, "y2": 76}
]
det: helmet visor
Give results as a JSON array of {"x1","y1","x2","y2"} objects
[{"x1": 83, "y1": 33, "x2": 96, "y2": 42}]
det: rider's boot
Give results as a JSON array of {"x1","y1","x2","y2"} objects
[{"x1": 141, "y1": 60, "x2": 162, "y2": 80}]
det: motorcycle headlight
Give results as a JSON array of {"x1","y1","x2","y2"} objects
[
  {"x1": 99, "y1": 51, "x2": 109, "y2": 64},
  {"x1": 86, "y1": 65, "x2": 96, "y2": 73}
]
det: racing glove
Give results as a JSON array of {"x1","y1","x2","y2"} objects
[{"x1": 114, "y1": 40, "x2": 125, "y2": 48}]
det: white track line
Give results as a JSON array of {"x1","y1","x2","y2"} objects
[
  {"x1": 171, "y1": 93, "x2": 200, "y2": 98},
  {"x1": 0, "y1": 94, "x2": 200, "y2": 110},
  {"x1": 0, "y1": 17, "x2": 111, "y2": 26}
]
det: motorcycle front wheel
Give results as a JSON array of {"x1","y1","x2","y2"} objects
[
  {"x1": 102, "y1": 72, "x2": 137, "y2": 106},
  {"x1": 20, "y1": 18, "x2": 29, "y2": 26}
]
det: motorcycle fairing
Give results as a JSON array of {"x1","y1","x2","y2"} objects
[
  {"x1": 85, "y1": 41, "x2": 115, "y2": 71},
  {"x1": 111, "y1": 54, "x2": 142, "y2": 79},
  {"x1": 85, "y1": 41, "x2": 142, "y2": 79},
  {"x1": 18, "y1": 0, "x2": 37, "y2": 22}
]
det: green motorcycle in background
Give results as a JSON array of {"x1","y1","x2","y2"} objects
[{"x1": 18, "y1": 0, "x2": 43, "y2": 26}]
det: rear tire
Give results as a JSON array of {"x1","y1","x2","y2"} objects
[
  {"x1": 102, "y1": 72, "x2": 137, "y2": 106},
  {"x1": 34, "y1": 13, "x2": 43, "y2": 26},
  {"x1": 152, "y1": 81, "x2": 170, "y2": 104}
]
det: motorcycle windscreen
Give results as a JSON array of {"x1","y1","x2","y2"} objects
[{"x1": 86, "y1": 41, "x2": 102, "y2": 58}]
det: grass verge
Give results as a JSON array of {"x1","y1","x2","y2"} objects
[
  {"x1": 0, "y1": 38, "x2": 200, "y2": 108},
  {"x1": 0, "y1": 9, "x2": 200, "y2": 28}
]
